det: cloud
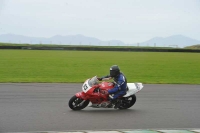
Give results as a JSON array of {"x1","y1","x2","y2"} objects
[
  {"x1": 0, "y1": 0, "x2": 199, "y2": 43},
  {"x1": 0, "y1": 0, "x2": 5, "y2": 14}
]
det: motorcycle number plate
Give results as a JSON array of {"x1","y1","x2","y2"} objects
[{"x1": 82, "y1": 80, "x2": 92, "y2": 93}]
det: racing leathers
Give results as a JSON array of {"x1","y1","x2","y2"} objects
[{"x1": 102, "y1": 72, "x2": 127, "y2": 100}]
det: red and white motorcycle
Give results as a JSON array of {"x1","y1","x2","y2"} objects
[{"x1": 68, "y1": 76, "x2": 143, "y2": 110}]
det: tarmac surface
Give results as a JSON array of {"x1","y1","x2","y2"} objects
[{"x1": 0, "y1": 83, "x2": 200, "y2": 132}]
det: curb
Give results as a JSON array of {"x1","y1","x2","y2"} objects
[{"x1": 5, "y1": 129, "x2": 200, "y2": 133}]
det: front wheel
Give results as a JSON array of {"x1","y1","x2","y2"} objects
[
  {"x1": 118, "y1": 94, "x2": 136, "y2": 109},
  {"x1": 68, "y1": 95, "x2": 89, "y2": 110}
]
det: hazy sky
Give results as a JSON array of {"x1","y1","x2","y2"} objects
[{"x1": 0, "y1": 0, "x2": 200, "y2": 43}]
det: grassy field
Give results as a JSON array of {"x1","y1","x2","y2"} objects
[{"x1": 0, "y1": 50, "x2": 200, "y2": 84}]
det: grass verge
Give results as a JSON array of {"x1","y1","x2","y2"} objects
[{"x1": 0, "y1": 50, "x2": 200, "y2": 84}]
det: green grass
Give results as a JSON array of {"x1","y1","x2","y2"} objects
[{"x1": 0, "y1": 50, "x2": 200, "y2": 84}]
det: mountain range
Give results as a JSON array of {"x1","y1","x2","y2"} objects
[
  {"x1": 139, "y1": 35, "x2": 200, "y2": 48},
  {"x1": 0, "y1": 34, "x2": 200, "y2": 48}
]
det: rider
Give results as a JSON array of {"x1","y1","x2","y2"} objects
[{"x1": 98, "y1": 65, "x2": 128, "y2": 107}]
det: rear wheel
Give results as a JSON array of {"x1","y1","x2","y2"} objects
[
  {"x1": 118, "y1": 94, "x2": 136, "y2": 109},
  {"x1": 68, "y1": 95, "x2": 89, "y2": 110}
]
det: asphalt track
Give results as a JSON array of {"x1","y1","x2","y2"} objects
[{"x1": 0, "y1": 83, "x2": 200, "y2": 132}]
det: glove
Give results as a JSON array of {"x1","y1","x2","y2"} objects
[{"x1": 97, "y1": 77, "x2": 102, "y2": 81}]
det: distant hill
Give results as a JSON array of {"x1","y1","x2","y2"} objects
[
  {"x1": 0, "y1": 34, "x2": 200, "y2": 47},
  {"x1": 0, "y1": 34, "x2": 125, "y2": 46},
  {"x1": 136, "y1": 35, "x2": 200, "y2": 48},
  {"x1": 185, "y1": 44, "x2": 200, "y2": 49}
]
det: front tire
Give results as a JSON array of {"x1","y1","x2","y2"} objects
[
  {"x1": 68, "y1": 95, "x2": 89, "y2": 110},
  {"x1": 118, "y1": 94, "x2": 136, "y2": 109}
]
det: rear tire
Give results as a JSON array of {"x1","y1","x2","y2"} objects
[
  {"x1": 68, "y1": 95, "x2": 89, "y2": 110},
  {"x1": 118, "y1": 94, "x2": 136, "y2": 109}
]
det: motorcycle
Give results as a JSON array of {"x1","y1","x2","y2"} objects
[{"x1": 68, "y1": 76, "x2": 143, "y2": 110}]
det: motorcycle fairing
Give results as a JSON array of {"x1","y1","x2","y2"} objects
[
  {"x1": 123, "y1": 83, "x2": 143, "y2": 97},
  {"x1": 75, "y1": 92, "x2": 88, "y2": 100},
  {"x1": 82, "y1": 76, "x2": 99, "y2": 93}
]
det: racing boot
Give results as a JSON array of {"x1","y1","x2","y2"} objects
[
  {"x1": 113, "y1": 99, "x2": 121, "y2": 109},
  {"x1": 108, "y1": 98, "x2": 120, "y2": 109}
]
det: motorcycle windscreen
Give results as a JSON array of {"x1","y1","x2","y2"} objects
[{"x1": 82, "y1": 76, "x2": 98, "y2": 93}]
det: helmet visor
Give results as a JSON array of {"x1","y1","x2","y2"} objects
[{"x1": 110, "y1": 70, "x2": 117, "y2": 77}]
